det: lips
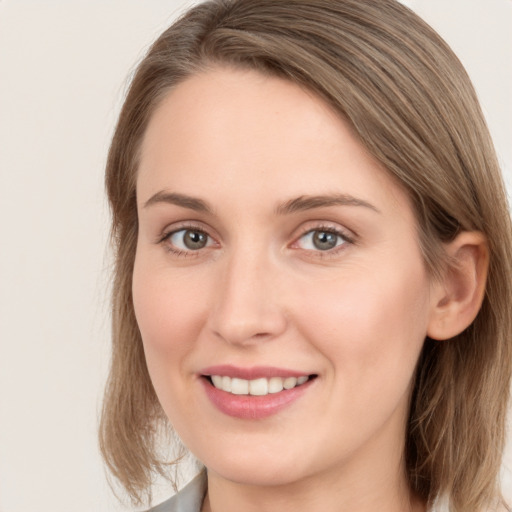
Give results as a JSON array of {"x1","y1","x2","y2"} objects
[{"x1": 200, "y1": 365, "x2": 316, "y2": 419}]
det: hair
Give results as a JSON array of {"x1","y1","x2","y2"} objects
[{"x1": 99, "y1": 0, "x2": 512, "y2": 510}]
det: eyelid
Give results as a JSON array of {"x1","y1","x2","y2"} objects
[
  {"x1": 157, "y1": 221, "x2": 209, "y2": 242},
  {"x1": 294, "y1": 221, "x2": 355, "y2": 242}
]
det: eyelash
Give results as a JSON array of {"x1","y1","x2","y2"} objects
[
  {"x1": 158, "y1": 223, "x2": 213, "y2": 258},
  {"x1": 158, "y1": 223, "x2": 355, "y2": 258},
  {"x1": 292, "y1": 224, "x2": 354, "y2": 258}
]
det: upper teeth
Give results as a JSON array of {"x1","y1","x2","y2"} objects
[{"x1": 210, "y1": 375, "x2": 309, "y2": 396}]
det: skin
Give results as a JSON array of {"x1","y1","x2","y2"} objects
[{"x1": 132, "y1": 67, "x2": 449, "y2": 512}]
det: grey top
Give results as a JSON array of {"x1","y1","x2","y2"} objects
[{"x1": 148, "y1": 472, "x2": 207, "y2": 512}]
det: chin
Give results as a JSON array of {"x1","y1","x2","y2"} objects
[
  {"x1": 193, "y1": 443, "x2": 307, "y2": 487},
  {"x1": 209, "y1": 460, "x2": 304, "y2": 488}
]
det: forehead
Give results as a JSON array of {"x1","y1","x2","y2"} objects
[{"x1": 137, "y1": 67, "x2": 409, "y2": 217}]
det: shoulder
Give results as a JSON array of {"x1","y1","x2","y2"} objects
[{"x1": 147, "y1": 472, "x2": 207, "y2": 512}]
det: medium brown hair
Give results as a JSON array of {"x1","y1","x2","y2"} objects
[{"x1": 100, "y1": 1, "x2": 512, "y2": 509}]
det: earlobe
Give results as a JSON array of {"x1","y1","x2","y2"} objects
[{"x1": 427, "y1": 231, "x2": 489, "y2": 341}]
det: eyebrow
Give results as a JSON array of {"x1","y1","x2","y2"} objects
[
  {"x1": 143, "y1": 190, "x2": 380, "y2": 215},
  {"x1": 143, "y1": 191, "x2": 213, "y2": 213},
  {"x1": 275, "y1": 194, "x2": 380, "y2": 215}
]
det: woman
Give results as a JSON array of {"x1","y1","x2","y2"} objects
[{"x1": 99, "y1": 1, "x2": 512, "y2": 511}]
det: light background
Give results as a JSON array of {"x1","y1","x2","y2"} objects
[{"x1": 0, "y1": 1, "x2": 511, "y2": 511}]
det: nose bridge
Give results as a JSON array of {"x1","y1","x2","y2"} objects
[{"x1": 209, "y1": 242, "x2": 286, "y2": 345}]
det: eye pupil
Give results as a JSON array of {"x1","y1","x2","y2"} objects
[
  {"x1": 184, "y1": 230, "x2": 207, "y2": 250},
  {"x1": 313, "y1": 231, "x2": 338, "y2": 250}
]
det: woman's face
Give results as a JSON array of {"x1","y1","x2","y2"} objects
[{"x1": 133, "y1": 68, "x2": 435, "y2": 488}]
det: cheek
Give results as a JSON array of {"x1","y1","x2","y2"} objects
[
  {"x1": 131, "y1": 252, "x2": 214, "y2": 418},
  {"x1": 296, "y1": 262, "x2": 431, "y2": 389},
  {"x1": 132, "y1": 253, "x2": 212, "y2": 423},
  {"x1": 132, "y1": 257, "x2": 206, "y2": 354}
]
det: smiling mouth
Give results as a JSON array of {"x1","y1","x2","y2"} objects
[{"x1": 205, "y1": 374, "x2": 317, "y2": 396}]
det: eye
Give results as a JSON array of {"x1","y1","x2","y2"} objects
[
  {"x1": 167, "y1": 228, "x2": 213, "y2": 251},
  {"x1": 296, "y1": 229, "x2": 347, "y2": 251}
]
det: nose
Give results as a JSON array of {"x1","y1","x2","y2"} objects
[{"x1": 207, "y1": 248, "x2": 288, "y2": 346}]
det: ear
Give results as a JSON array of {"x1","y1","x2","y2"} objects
[{"x1": 427, "y1": 231, "x2": 489, "y2": 341}]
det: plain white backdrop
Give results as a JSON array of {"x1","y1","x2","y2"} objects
[{"x1": 0, "y1": 1, "x2": 510, "y2": 511}]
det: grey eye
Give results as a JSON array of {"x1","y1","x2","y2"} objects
[
  {"x1": 169, "y1": 229, "x2": 210, "y2": 250},
  {"x1": 298, "y1": 230, "x2": 345, "y2": 251},
  {"x1": 313, "y1": 231, "x2": 338, "y2": 250}
]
